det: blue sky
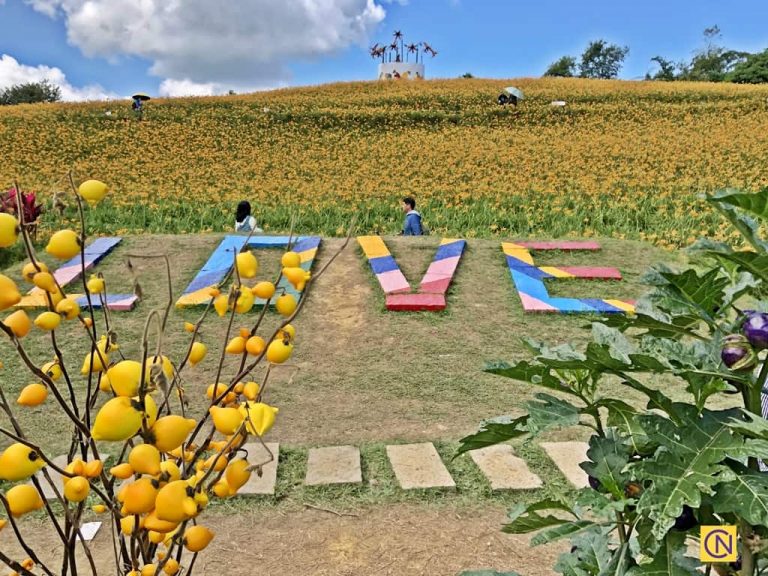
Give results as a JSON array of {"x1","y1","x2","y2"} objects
[{"x1": 1, "y1": 0, "x2": 767, "y2": 99}]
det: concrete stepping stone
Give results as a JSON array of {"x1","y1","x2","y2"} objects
[
  {"x1": 237, "y1": 442, "x2": 279, "y2": 495},
  {"x1": 30, "y1": 454, "x2": 68, "y2": 500},
  {"x1": 469, "y1": 445, "x2": 542, "y2": 490},
  {"x1": 305, "y1": 446, "x2": 362, "y2": 486},
  {"x1": 386, "y1": 443, "x2": 455, "y2": 490},
  {"x1": 540, "y1": 441, "x2": 589, "y2": 488}
]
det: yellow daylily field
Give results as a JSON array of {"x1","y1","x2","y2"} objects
[{"x1": 1, "y1": 77, "x2": 767, "y2": 247}]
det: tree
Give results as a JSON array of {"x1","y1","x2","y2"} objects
[
  {"x1": 682, "y1": 26, "x2": 749, "y2": 82},
  {"x1": 544, "y1": 56, "x2": 576, "y2": 77},
  {"x1": 460, "y1": 72, "x2": 474, "y2": 79},
  {"x1": 579, "y1": 40, "x2": 629, "y2": 79},
  {"x1": 0, "y1": 80, "x2": 61, "y2": 105},
  {"x1": 729, "y1": 48, "x2": 768, "y2": 83},
  {"x1": 646, "y1": 55, "x2": 677, "y2": 81}
]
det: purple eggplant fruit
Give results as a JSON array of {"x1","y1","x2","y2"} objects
[
  {"x1": 672, "y1": 505, "x2": 697, "y2": 531},
  {"x1": 743, "y1": 312, "x2": 768, "y2": 350},
  {"x1": 721, "y1": 334, "x2": 757, "y2": 372}
]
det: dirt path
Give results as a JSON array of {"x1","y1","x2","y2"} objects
[{"x1": 2, "y1": 503, "x2": 564, "y2": 575}]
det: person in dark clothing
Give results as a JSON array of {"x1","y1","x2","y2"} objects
[{"x1": 400, "y1": 197, "x2": 423, "y2": 236}]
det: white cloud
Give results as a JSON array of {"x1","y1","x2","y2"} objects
[
  {"x1": 0, "y1": 53, "x2": 117, "y2": 101},
  {"x1": 25, "y1": 0, "x2": 389, "y2": 92}
]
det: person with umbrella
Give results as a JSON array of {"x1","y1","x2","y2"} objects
[
  {"x1": 498, "y1": 86, "x2": 524, "y2": 107},
  {"x1": 132, "y1": 93, "x2": 150, "y2": 121}
]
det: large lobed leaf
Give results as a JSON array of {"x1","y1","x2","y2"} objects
[
  {"x1": 626, "y1": 531, "x2": 699, "y2": 576},
  {"x1": 456, "y1": 415, "x2": 529, "y2": 456},
  {"x1": 714, "y1": 460, "x2": 768, "y2": 528}
]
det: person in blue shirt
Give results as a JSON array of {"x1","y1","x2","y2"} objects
[{"x1": 400, "y1": 196, "x2": 423, "y2": 236}]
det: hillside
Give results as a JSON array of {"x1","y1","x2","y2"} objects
[{"x1": 1, "y1": 78, "x2": 768, "y2": 246}]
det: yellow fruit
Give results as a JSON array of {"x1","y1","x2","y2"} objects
[
  {"x1": 0, "y1": 213, "x2": 19, "y2": 247},
  {"x1": 141, "y1": 565, "x2": 158, "y2": 576},
  {"x1": 3, "y1": 310, "x2": 31, "y2": 338},
  {"x1": 235, "y1": 251, "x2": 258, "y2": 279},
  {"x1": 22, "y1": 261, "x2": 48, "y2": 282},
  {"x1": 206, "y1": 383, "x2": 228, "y2": 400},
  {"x1": 6, "y1": 484, "x2": 43, "y2": 517},
  {"x1": 129, "y1": 444, "x2": 162, "y2": 476},
  {"x1": 252, "y1": 281, "x2": 275, "y2": 299},
  {"x1": 238, "y1": 401, "x2": 279, "y2": 436},
  {"x1": 32, "y1": 272, "x2": 57, "y2": 293},
  {"x1": 194, "y1": 490, "x2": 209, "y2": 508},
  {"x1": 109, "y1": 462, "x2": 134, "y2": 479},
  {"x1": 91, "y1": 504, "x2": 107, "y2": 513},
  {"x1": 243, "y1": 381, "x2": 260, "y2": 401},
  {"x1": 225, "y1": 459, "x2": 252, "y2": 492},
  {"x1": 104, "y1": 360, "x2": 143, "y2": 397},
  {"x1": 145, "y1": 356, "x2": 174, "y2": 383},
  {"x1": 122, "y1": 478, "x2": 159, "y2": 514},
  {"x1": 143, "y1": 510, "x2": 178, "y2": 533},
  {"x1": 183, "y1": 525, "x2": 214, "y2": 552},
  {"x1": 189, "y1": 342, "x2": 207, "y2": 366},
  {"x1": 0, "y1": 275, "x2": 22, "y2": 311},
  {"x1": 120, "y1": 515, "x2": 138, "y2": 535},
  {"x1": 281, "y1": 251, "x2": 301, "y2": 268},
  {"x1": 239, "y1": 327, "x2": 251, "y2": 339},
  {"x1": 63, "y1": 476, "x2": 90, "y2": 503},
  {"x1": 155, "y1": 480, "x2": 198, "y2": 522},
  {"x1": 280, "y1": 324, "x2": 296, "y2": 340},
  {"x1": 0, "y1": 518, "x2": 7, "y2": 531},
  {"x1": 151, "y1": 416, "x2": 196, "y2": 453},
  {"x1": 213, "y1": 294, "x2": 229, "y2": 317},
  {"x1": 234, "y1": 286, "x2": 254, "y2": 314},
  {"x1": 83, "y1": 317, "x2": 93, "y2": 328},
  {"x1": 266, "y1": 339, "x2": 293, "y2": 364},
  {"x1": 159, "y1": 460, "x2": 181, "y2": 482},
  {"x1": 275, "y1": 293, "x2": 297, "y2": 317},
  {"x1": 86, "y1": 274, "x2": 105, "y2": 294},
  {"x1": 163, "y1": 558, "x2": 180, "y2": 575},
  {"x1": 56, "y1": 297, "x2": 81, "y2": 320},
  {"x1": 209, "y1": 406, "x2": 245, "y2": 435},
  {"x1": 84, "y1": 460, "x2": 103, "y2": 478},
  {"x1": 34, "y1": 311, "x2": 61, "y2": 331},
  {"x1": 245, "y1": 336, "x2": 266, "y2": 356},
  {"x1": 225, "y1": 336, "x2": 246, "y2": 354},
  {"x1": 41, "y1": 360, "x2": 62, "y2": 381},
  {"x1": 212, "y1": 478, "x2": 231, "y2": 498},
  {"x1": 46, "y1": 229, "x2": 81, "y2": 260},
  {"x1": 91, "y1": 397, "x2": 143, "y2": 441},
  {"x1": 148, "y1": 530, "x2": 165, "y2": 544},
  {"x1": 17, "y1": 383, "x2": 47, "y2": 406},
  {"x1": 184, "y1": 321, "x2": 195, "y2": 333},
  {"x1": 208, "y1": 287, "x2": 221, "y2": 297},
  {"x1": 81, "y1": 350, "x2": 109, "y2": 375},
  {"x1": 203, "y1": 453, "x2": 228, "y2": 472},
  {"x1": 282, "y1": 267, "x2": 311, "y2": 291},
  {"x1": 234, "y1": 381, "x2": 245, "y2": 394},
  {"x1": 0, "y1": 443, "x2": 46, "y2": 480},
  {"x1": 78, "y1": 179, "x2": 108, "y2": 206}
]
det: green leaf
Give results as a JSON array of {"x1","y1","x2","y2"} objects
[
  {"x1": 707, "y1": 250, "x2": 768, "y2": 283},
  {"x1": 456, "y1": 416, "x2": 529, "y2": 456},
  {"x1": 575, "y1": 487, "x2": 634, "y2": 517},
  {"x1": 707, "y1": 189, "x2": 768, "y2": 251},
  {"x1": 727, "y1": 410, "x2": 768, "y2": 440},
  {"x1": 626, "y1": 531, "x2": 699, "y2": 575},
  {"x1": 502, "y1": 499, "x2": 577, "y2": 535},
  {"x1": 484, "y1": 361, "x2": 580, "y2": 397},
  {"x1": 529, "y1": 520, "x2": 597, "y2": 545},
  {"x1": 554, "y1": 529, "x2": 614, "y2": 576},
  {"x1": 714, "y1": 460, "x2": 768, "y2": 527},
  {"x1": 598, "y1": 543, "x2": 632, "y2": 576},
  {"x1": 658, "y1": 268, "x2": 729, "y2": 319},
  {"x1": 633, "y1": 409, "x2": 743, "y2": 540},
  {"x1": 525, "y1": 393, "x2": 581, "y2": 434},
  {"x1": 580, "y1": 432, "x2": 632, "y2": 496},
  {"x1": 601, "y1": 312, "x2": 699, "y2": 339},
  {"x1": 596, "y1": 399, "x2": 655, "y2": 455},
  {"x1": 708, "y1": 188, "x2": 768, "y2": 223}
]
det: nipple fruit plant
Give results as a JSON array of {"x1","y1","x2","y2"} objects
[{"x1": 0, "y1": 174, "x2": 353, "y2": 575}]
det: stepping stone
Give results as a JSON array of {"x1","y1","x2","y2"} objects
[
  {"x1": 305, "y1": 446, "x2": 362, "y2": 486},
  {"x1": 237, "y1": 442, "x2": 279, "y2": 495},
  {"x1": 386, "y1": 443, "x2": 455, "y2": 490},
  {"x1": 469, "y1": 445, "x2": 542, "y2": 490},
  {"x1": 30, "y1": 454, "x2": 68, "y2": 500},
  {"x1": 540, "y1": 441, "x2": 589, "y2": 488}
]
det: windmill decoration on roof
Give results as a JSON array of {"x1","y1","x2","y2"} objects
[{"x1": 370, "y1": 31, "x2": 435, "y2": 80}]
